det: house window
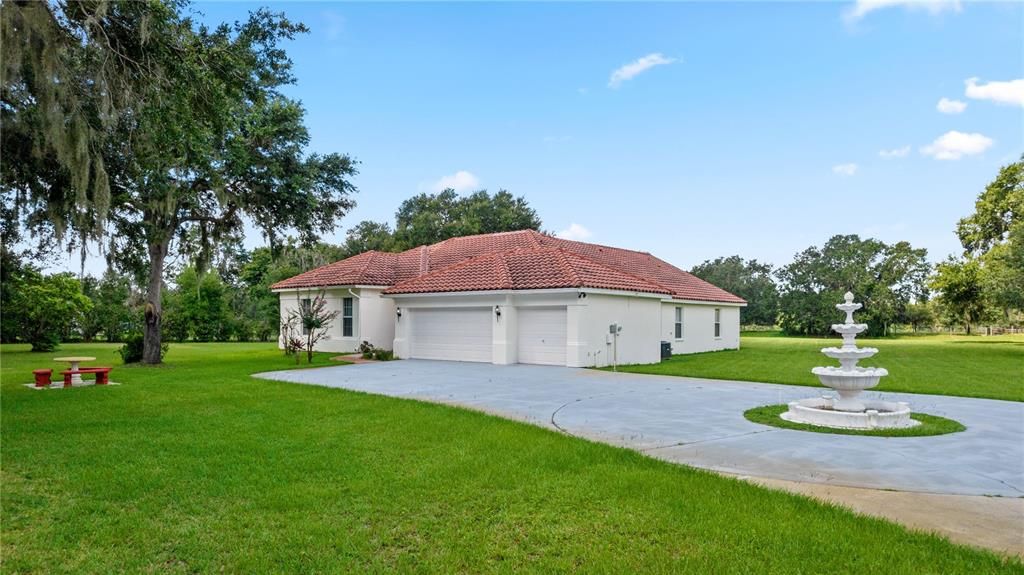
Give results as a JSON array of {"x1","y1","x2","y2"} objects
[
  {"x1": 714, "y1": 308, "x2": 721, "y2": 338},
  {"x1": 674, "y1": 307, "x2": 684, "y2": 339},
  {"x1": 342, "y1": 297, "x2": 354, "y2": 337},
  {"x1": 300, "y1": 298, "x2": 311, "y2": 335}
]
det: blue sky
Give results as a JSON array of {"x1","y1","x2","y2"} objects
[{"x1": 59, "y1": 1, "x2": 1024, "y2": 275}]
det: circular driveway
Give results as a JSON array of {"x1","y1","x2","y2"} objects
[{"x1": 256, "y1": 360, "x2": 1024, "y2": 497}]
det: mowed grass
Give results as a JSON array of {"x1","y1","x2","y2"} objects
[
  {"x1": 614, "y1": 333, "x2": 1024, "y2": 402},
  {"x1": 2, "y1": 343, "x2": 1020, "y2": 573}
]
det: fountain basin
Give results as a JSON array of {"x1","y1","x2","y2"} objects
[
  {"x1": 781, "y1": 397, "x2": 918, "y2": 430},
  {"x1": 812, "y1": 366, "x2": 890, "y2": 410}
]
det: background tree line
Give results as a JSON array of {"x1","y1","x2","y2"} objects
[{"x1": 689, "y1": 156, "x2": 1023, "y2": 336}]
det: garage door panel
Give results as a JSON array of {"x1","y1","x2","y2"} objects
[
  {"x1": 410, "y1": 308, "x2": 492, "y2": 362},
  {"x1": 517, "y1": 307, "x2": 567, "y2": 366}
]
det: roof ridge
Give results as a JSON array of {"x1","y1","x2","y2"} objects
[
  {"x1": 559, "y1": 248, "x2": 673, "y2": 295},
  {"x1": 526, "y1": 229, "x2": 544, "y2": 248},
  {"x1": 495, "y1": 252, "x2": 514, "y2": 289},
  {"x1": 430, "y1": 229, "x2": 537, "y2": 246},
  {"x1": 551, "y1": 248, "x2": 582, "y2": 286},
  {"x1": 548, "y1": 235, "x2": 653, "y2": 257},
  {"x1": 355, "y1": 250, "x2": 378, "y2": 282}
]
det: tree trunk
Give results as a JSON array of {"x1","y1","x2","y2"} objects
[{"x1": 143, "y1": 237, "x2": 171, "y2": 364}]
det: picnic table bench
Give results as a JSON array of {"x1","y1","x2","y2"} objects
[{"x1": 61, "y1": 367, "x2": 113, "y2": 387}]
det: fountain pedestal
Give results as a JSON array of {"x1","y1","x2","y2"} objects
[{"x1": 781, "y1": 292, "x2": 917, "y2": 430}]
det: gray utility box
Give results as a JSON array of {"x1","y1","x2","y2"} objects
[{"x1": 660, "y1": 341, "x2": 672, "y2": 360}]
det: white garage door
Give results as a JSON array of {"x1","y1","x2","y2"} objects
[
  {"x1": 517, "y1": 306, "x2": 567, "y2": 366},
  {"x1": 410, "y1": 307, "x2": 493, "y2": 362}
]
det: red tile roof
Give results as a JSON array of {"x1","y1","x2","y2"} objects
[
  {"x1": 269, "y1": 251, "x2": 397, "y2": 289},
  {"x1": 382, "y1": 247, "x2": 673, "y2": 295},
  {"x1": 271, "y1": 229, "x2": 745, "y2": 304},
  {"x1": 536, "y1": 235, "x2": 746, "y2": 304}
]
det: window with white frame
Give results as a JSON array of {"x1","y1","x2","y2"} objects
[
  {"x1": 342, "y1": 297, "x2": 354, "y2": 337},
  {"x1": 714, "y1": 308, "x2": 721, "y2": 338},
  {"x1": 674, "y1": 307, "x2": 684, "y2": 339},
  {"x1": 300, "y1": 298, "x2": 311, "y2": 335}
]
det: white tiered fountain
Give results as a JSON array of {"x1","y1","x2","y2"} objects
[{"x1": 782, "y1": 292, "x2": 917, "y2": 429}]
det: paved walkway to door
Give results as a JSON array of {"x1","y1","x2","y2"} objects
[{"x1": 255, "y1": 360, "x2": 1023, "y2": 497}]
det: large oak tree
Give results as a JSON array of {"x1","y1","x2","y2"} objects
[{"x1": 2, "y1": 1, "x2": 357, "y2": 363}]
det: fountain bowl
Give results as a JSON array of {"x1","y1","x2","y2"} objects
[
  {"x1": 782, "y1": 398, "x2": 918, "y2": 429},
  {"x1": 821, "y1": 346, "x2": 878, "y2": 362},
  {"x1": 831, "y1": 323, "x2": 868, "y2": 335},
  {"x1": 811, "y1": 366, "x2": 888, "y2": 391}
]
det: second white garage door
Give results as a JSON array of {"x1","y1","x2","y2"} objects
[
  {"x1": 517, "y1": 306, "x2": 567, "y2": 366},
  {"x1": 409, "y1": 307, "x2": 493, "y2": 362}
]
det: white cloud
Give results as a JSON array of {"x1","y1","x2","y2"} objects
[
  {"x1": 920, "y1": 130, "x2": 994, "y2": 160},
  {"x1": 321, "y1": 10, "x2": 345, "y2": 41},
  {"x1": 432, "y1": 170, "x2": 480, "y2": 193},
  {"x1": 832, "y1": 163, "x2": 859, "y2": 176},
  {"x1": 556, "y1": 223, "x2": 593, "y2": 242},
  {"x1": 608, "y1": 53, "x2": 677, "y2": 89},
  {"x1": 879, "y1": 145, "x2": 911, "y2": 159},
  {"x1": 964, "y1": 77, "x2": 1024, "y2": 107},
  {"x1": 936, "y1": 97, "x2": 967, "y2": 114},
  {"x1": 577, "y1": 87, "x2": 589, "y2": 95},
  {"x1": 843, "y1": 0, "x2": 961, "y2": 23}
]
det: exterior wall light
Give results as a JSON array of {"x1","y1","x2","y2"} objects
[
  {"x1": 494, "y1": 305, "x2": 502, "y2": 318},
  {"x1": 578, "y1": 292, "x2": 587, "y2": 299},
  {"x1": 395, "y1": 307, "x2": 402, "y2": 320}
]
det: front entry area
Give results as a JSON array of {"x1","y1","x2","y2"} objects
[
  {"x1": 408, "y1": 307, "x2": 493, "y2": 362},
  {"x1": 517, "y1": 306, "x2": 567, "y2": 366}
]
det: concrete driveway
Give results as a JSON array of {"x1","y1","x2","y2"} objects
[{"x1": 255, "y1": 360, "x2": 1024, "y2": 497}]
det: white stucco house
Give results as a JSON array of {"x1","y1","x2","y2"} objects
[{"x1": 271, "y1": 230, "x2": 745, "y2": 367}]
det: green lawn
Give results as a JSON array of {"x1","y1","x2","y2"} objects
[
  {"x1": 2, "y1": 343, "x2": 1020, "y2": 572},
  {"x1": 614, "y1": 333, "x2": 1024, "y2": 402}
]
